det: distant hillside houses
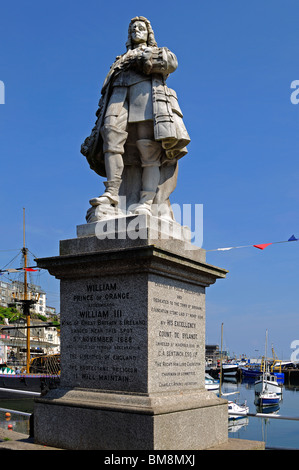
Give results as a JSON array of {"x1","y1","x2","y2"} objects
[{"x1": 0, "y1": 280, "x2": 57, "y2": 317}]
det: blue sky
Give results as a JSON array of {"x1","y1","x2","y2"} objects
[{"x1": 0, "y1": 0, "x2": 298, "y2": 359}]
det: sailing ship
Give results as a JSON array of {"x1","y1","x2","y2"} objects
[{"x1": 0, "y1": 209, "x2": 60, "y2": 395}]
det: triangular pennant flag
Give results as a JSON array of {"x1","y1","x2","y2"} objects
[
  {"x1": 24, "y1": 267, "x2": 38, "y2": 272},
  {"x1": 253, "y1": 243, "x2": 272, "y2": 250},
  {"x1": 288, "y1": 235, "x2": 298, "y2": 241}
]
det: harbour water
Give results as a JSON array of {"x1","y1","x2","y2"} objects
[
  {"x1": 1, "y1": 376, "x2": 299, "y2": 449},
  {"x1": 0, "y1": 396, "x2": 33, "y2": 435},
  {"x1": 223, "y1": 376, "x2": 299, "y2": 450}
]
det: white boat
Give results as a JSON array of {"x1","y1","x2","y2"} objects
[
  {"x1": 254, "y1": 372, "x2": 282, "y2": 396},
  {"x1": 255, "y1": 330, "x2": 280, "y2": 407},
  {"x1": 228, "y1": 400, "x2": 249, "y2": 420},
  {"x1": 205, "y1": 373, "x2": 219, "y2": 391},
  {"x1": 222, "y1": 363, "x2": 238, "y2": 376},
  {"x1": 237, "y1": 360, "x2": 247, "y2": 367}
]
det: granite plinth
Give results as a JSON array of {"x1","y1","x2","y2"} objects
[
  {"x1": 34, "y1": 218, "x2": 229, "y2": 450},
  {"x1": 34, "y1": 389, "x2": 228, "y2": 450}
]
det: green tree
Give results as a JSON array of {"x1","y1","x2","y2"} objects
[{"x1": 0, "y1": 306, "x2": 24, "y2": 323}]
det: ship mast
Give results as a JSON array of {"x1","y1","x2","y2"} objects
[
  {"x1": 22, "y1": 208, "x2": 31, "y2": 373},
  {"x1": 20, "y1": 208, "x2": 38, "y2": 373},
  {"x1": 8, "y1": 209, "x2": 40, "y2": 373}
]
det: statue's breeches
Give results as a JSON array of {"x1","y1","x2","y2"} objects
[
  {"x1": 101, "y1": 113, "x2": 161, "y2": 168},
  {"x1": 105, "y1": 82, "x2": 153, "y2": 123}
]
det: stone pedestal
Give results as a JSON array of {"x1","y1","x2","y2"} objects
[{"x1": 34, "y1": 215, "x2": 228, "y2": 450}]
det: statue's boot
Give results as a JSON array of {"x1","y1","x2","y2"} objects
[
  {"x1": 89, "y1": 176, "x2": 122, "y2": 207},
  {"x1": 89, "y1": 124, "x2": 127, "y2": 207},
  {"x1": 134, "y1": 139, "x2": 162, "y2": 215},
  {"x1": 134, "y1": 190, "x2": 157, "y2": 215}
]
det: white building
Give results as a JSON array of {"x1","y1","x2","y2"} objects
[
  {"x1": 0, "y1": 280, "x2": 13, "y2": 307},
  {"x1": 0, "y1": 280, "x2": 48, "y2": 316}
]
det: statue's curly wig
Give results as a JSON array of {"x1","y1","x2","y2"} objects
[{"x1": 126, "y1": 16, "x2": 157, "y2": 50}]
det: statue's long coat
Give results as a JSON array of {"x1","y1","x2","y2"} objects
[{"x1": 81, "y1": 46, "x2": 190, "y2": 178}]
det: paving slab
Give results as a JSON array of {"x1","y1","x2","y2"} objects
[
  {"x1": 0, "y1": 428, "x2": 264, "y2": 451},
  {"x1": 206, "y1": 437, "x2": 265, "y2": 450},
  {"x1": 0, "y1": 429, "x2": 62, "y2": 450}
]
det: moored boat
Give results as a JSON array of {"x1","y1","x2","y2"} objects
[
  {"x1": 255, "y1": 390, "x2": 280, "y2": 406},
  {"x1": 255, "y1": 330, "x2": 281, "y2": 407},
  {"x1": 240, "y1": 365, "x2": 262, "y2": 378},
  {"x1": 254, "y1": 371, "x2": 283, "y2": 396},
  {"x1": 222, "y1": 363, "x2": 238, "y2": 376},
  {"x1": 205, "y1": 373, "x2": 220, "y2": 391},
  {"x1": 228, "y1": 400, "x2": 249, "y2": 420}
]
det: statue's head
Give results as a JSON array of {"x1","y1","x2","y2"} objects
[{"x1": 126, "y1": 16, "x2": 157, "y2": 50}]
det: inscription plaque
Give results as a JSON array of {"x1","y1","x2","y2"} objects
[
  {"x1": 60, "y1": 275, "x2": 148, "y2": 392},
  {"x1": 148, "y1": 274, "x2": 205, "y2": 392},
  {"x1": 60, "y1": 271, "x2": 205, "y2": 394}
]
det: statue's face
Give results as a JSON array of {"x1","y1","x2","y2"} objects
[{"x1": 131, "y1": 21, "x2": 148, "y2": 45}]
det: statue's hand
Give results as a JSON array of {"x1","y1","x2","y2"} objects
[
  {"x1": 141, "y1": 47, "x2": 153, "y2": 74},
  {"x1": 126, "y1": 47, "x2": 154, "y2": 74},
  {"x1": 142, "y1": 47, "x2": 153, "y2": 61}
]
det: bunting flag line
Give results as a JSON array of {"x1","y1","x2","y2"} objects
[
  {"x1": 207, "y1": 234, "x2": 298, "y2": 252},
  {"x1": 0, "y1": 266, "x2": 40, "y2": 274},
  {"x1": 0, "y1": 235, "x2": 298, "y2": 271},
  {"x1": 253, "y1": 243, "x2": 272, "y2": 250}
]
